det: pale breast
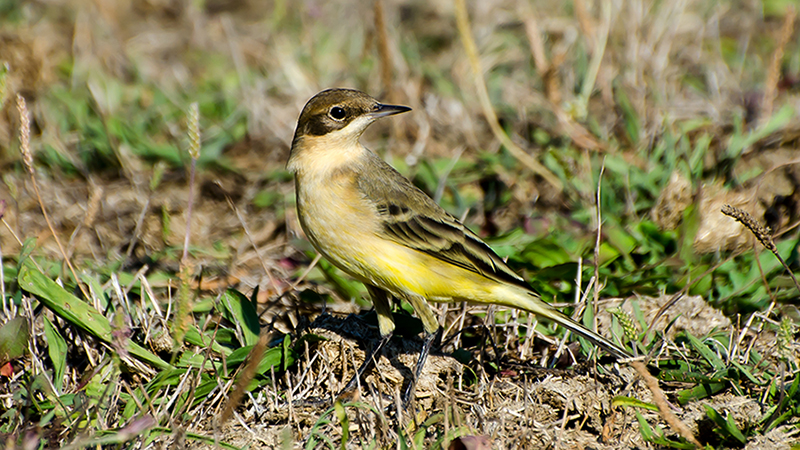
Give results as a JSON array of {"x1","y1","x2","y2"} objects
[{"x1": 295, "y1": 168, "x2": 384, "y2": 279}]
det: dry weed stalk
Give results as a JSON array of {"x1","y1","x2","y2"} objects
[
  {"x1": 182, "y1": 102, "x2": 201, "y2": 265},
  {"x1": 226, "y1": 196, "x2": 282, "y2": 295},
  {"x1": 453, "y1": 0, "x2": 562, "y2": 190},
  {"x1": 0, "y1": 201, "x2": 6, "y2": 315},
  {"x1": 520, "y1": 3, "x2": 605, "y2": 152},
  {"x1": 172, "y1": 102, "x2": 201, "y2": 349},
  {"x1": 522, "y1": 9, "x2": 560, "y2": 105},
  {"x1": 573, "y1": 0, "x2": 596, "y2": 46},
  {"x1": 65, "y1": 181, "x2": 103, "y2": 261},
  {"x1": 761, "y1": 7, "x2": 796, "y2": 122},
  {"x1": 16, "y1": 94, "x2": 90, "y2": 300},
  {"x1": 592, "y1": 160, "x2": 605, "y2": 339}
]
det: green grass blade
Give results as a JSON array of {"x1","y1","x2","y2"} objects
[
  {"x1": 42, "y1": 316, "x2": 67, "y2": 392},
  {"x1": 219, "y1": 289, "x2": 260, "y2": 347},
  {"x1": 611, "y1": 396, "x2": 659, "y2": 412},
  {"x1": 682, "y1": 332, "x2": 725, "y2": 370},
  {"x1": 703, "y1": 404, "x2": 746, "y2": 444},
  {"x1": 19, "y1": 263, "x2": 172, "y2": 370},
  {"x1": 334, "y1": 400, "x2": 349, "y2": 450},
  {"x1": 676, "y1": 382, "x2": 727, "y2": 405}
]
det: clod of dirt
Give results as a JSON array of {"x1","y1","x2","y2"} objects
[
  {"x1": 743, "y1": 425, "x2": 799, "y2": 450},
  {"x1": 652, "y1": 171, "x2": 764, "y2": 253},
  {"x1": 681, "y1": 392, "x2": 762, "y2": 441},
  {"x1": 598, "y1": 295, "x2": 731, "y2": 341}
]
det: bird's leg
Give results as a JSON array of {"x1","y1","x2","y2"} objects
[
  {"x1": 338, "y1": 286, "x2": 396, "y2": 399},
  {"x1": 402, "y1": 325, "x2": 443, "y2": 405},
  {"x1": 402, "y1": 294, "x2": 443, "y2": 406},
  {"x1": 339, "y1": 332, "x2": 392, "y2": 396}
]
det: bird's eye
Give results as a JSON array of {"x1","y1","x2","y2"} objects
[{"x1": 329, "y1": 106, "x2": 346, "y2": 120}]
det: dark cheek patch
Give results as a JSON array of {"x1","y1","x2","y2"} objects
[
  {"x1": 304, "y1": 116, "x2": 335, "y2": 136},
  {"x1": 304, "y1": 112, "x2": 355, "y2": 136}
]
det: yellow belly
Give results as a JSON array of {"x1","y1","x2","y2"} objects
[{"x1": 296, "y1": 171, "x2": 506, "y2": 305}]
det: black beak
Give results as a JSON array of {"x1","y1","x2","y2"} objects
[{"x1": 369, "y1": 103, "x2": 411, "y2": 118}]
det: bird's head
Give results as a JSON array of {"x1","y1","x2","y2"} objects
[{"x1": 288, "y1": 89, "x2": 410, "y2": 171}]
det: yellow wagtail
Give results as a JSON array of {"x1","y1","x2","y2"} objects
[{"x1": 288, "y1": 88, "x2": 631, "y2": 403}]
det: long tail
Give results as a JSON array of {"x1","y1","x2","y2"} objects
[
  {"x1": 501, "y1": 288, "x2": 633, "y2": 360},
  {"x1": 546, "y1": 306, "x2": 632, "y2": 360}
]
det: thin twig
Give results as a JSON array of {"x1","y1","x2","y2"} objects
[
  {"x1": 374, "y1": 0, "x2": 393, "y2": 97},
  {"x1": 522, "y1": 7, "x2": 559, "y2": 105},
  {"x1": 65, "y1": 181, "x2": 103, "y2": 261},
  {"x1": 217, "y1": 331, "x2": 269, "y2": 428},
  {"x1": 593, "y1": 158, "x2": 606, "y2": 339},
  {"x1": 226, "y1": 195, "x2": 281, "y2": 295},
  {"x1": 734, "y1": 240, "x2": 777, "y2": 360},
  {"x1": 290, "y1": 253, "x2": 322, "y2": 289},
  {"x1": 0, "y1": 201, "x2": 5, "y2": 316}
]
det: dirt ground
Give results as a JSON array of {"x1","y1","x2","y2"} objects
[{"x1": 154, "y1": 294, "x2": 791, "y2": 449}]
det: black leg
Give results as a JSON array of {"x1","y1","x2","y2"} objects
[
  {"x1": 402, "y1": 326, "x2": 443, "y2": 406},
  {"x1": 339, "y1": 332, "x2": 392, "y2": 398}
]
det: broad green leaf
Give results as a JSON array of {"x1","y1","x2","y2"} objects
[
  {"x1": 521, "y1": 240, "x2": 573, "y2": 268},
  {"x1": 676, "y1": 382, "x2": 727, "y2": 405},
  {"x1": 0, "y1": 316, "x2": 29, "y2": 363},
  {"x1": 183, "y1": 325, "x2": 232, "y2": 357},
  {"x1": 226, "y1": 335, "x2": 298, "y2": 378},
  {"x1": 18, "y1": 238, "x2": 37, "y2": 267},
  {"x1": 730, "y1": 361, "x2": 765, "y2": 386}
]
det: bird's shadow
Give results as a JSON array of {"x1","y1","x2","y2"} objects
[{"x1": 300, "y1": 310, "x2": 449, "y2": 393}]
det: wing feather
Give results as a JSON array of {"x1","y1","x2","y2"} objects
[{"x1": 356, "y1": 155, "x2": 529, "y2": 290}]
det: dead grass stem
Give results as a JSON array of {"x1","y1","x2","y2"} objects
[
  {"x1": 16, "y1": 94, "x2": 90, "y2": 300},
  {"x1": 227, "y1": 196, "x2": 281, "y2": 294},
  {"x1": 454, "y1": 0, "x2": 562, "y2": 190},
  {"x1": 173, "y1": 103, "x2": 201, "y2": 349},
  {"x1": 761, "y1": 7, "x2": 796, "y2": 123},
  {"x1": 631, "y1": 360, "x2": 702, "y2": 448},
  {"x1": 218, "y1": 332, "x2": 269, "y2": 428}
]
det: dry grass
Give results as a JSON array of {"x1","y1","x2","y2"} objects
[{"x1": 1, "y1": 0, "x2": 799, "y2": 448}]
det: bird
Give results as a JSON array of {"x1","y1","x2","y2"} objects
[{"x1": 287, "y1": 88, "x2": 632, "y2": 405}]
